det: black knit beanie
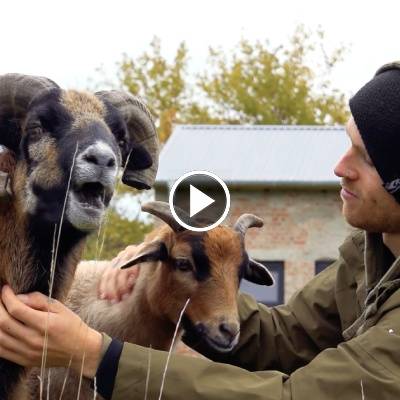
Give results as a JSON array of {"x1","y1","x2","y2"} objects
[{"x1": 349, "y1": 62, "x2": 400, "y2": 203}]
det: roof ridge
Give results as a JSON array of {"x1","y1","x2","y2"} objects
[{"x1": 176, "y1": 124, "x2": 344, "y2": 132}]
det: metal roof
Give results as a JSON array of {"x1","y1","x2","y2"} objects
[{"x1": 155, "y1": 125, "x2": 349, "y2": 188}]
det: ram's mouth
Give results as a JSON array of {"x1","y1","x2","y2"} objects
[
  {"x1": 73, "y1": 182, "x2": 113, "y2": 209},
  {"x1": 203, "y1": 333, "x2": 239, "y2": 353}
]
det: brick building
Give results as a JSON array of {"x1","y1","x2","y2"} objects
[{"x1": 154, "y1": 125, "x2": 354, "y2": 305}]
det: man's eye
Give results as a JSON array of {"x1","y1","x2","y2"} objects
[{"x1": 174, "y1": 258, "x2": 193, "y2": 272}]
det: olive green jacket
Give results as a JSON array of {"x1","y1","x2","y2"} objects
[{"x1": 106, "y1": 230, "x2": 400, "y2": 399}]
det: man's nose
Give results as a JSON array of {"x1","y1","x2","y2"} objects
[
  {"x1": 334, "y1": 152, "x2": 357, "y2": 180},
  {"x1": 334, "y1": 156, "x2": 346, "y2": 178}
]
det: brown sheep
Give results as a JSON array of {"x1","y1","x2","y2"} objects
[
  {"x1": 35, "y1": 201, "x2": 273, "y2": 399},
  {"x1": 0, "y1": 74, "x2": 159, "y2": 400}
]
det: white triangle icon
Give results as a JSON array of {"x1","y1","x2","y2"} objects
[{"x1": 190, "y1": 185, "x2": 215, "y2": 218}]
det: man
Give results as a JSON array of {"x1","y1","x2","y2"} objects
[{"x1": 1, "y1": 63, "x2": 400, "y2": 399}]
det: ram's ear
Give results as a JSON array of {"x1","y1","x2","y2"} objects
[
  {"x1": 0, "y1": 148, "x2": 16, "y2": 200},
  {"x1": 95, "y1": 90, "x2": 159, "y2": 190},
  {"x1": 244, "y1": 259, "x2": 274, "y2": 286},
  {"x1": 126, "y1": 142, "x2": 153, "y2": 171},
  {"x1": 120, "y1": 240, "x2": 168, "y2": 269}
]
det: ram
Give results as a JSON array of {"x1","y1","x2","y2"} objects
[
  {"x1": 36, "y1": 200, "x2": 273, "y2": 400},
  {"x1": 0, "y1": 74, "x2": 159, "y2": 400}
]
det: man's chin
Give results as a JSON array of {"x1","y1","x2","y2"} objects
[
  {"x1": 344, "y1": 210, "x2": 397, "y2": 233},
  {"x1": 343, "y1": 208, "x2": 368, "y2": 230}
]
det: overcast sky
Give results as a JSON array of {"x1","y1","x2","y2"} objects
[{"x1": 1, "y1": 0, "x2": 399, "y2": 100}]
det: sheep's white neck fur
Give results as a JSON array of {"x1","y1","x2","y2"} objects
[{"x1": 68, "y1": 260, "x2": 180, "y2": 350}]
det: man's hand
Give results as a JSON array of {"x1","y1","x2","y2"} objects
[
  {"x1": 98, "y1": 245, "x2": 140, "y2": 302},
  {"x1": 0, "y1": 285, "x2": 102, "y2": 378}
]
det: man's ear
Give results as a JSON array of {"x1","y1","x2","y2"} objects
[
  {"x1": 120, "y1": 240, "x2": 168, "y2": 269},
  {"x1": 244, "y1": 259, "x2": 275, "y2": 286}
]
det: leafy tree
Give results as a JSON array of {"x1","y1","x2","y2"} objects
[
  {"x1": 117, "y1": 26, "x2": 348, "y2": 137},
  {"x1": 83, "y1": 209, "x2": 153, "y2": 260},
  {"x1": 197, "y1": 26, "x2": 348, "y2": 125},
  {"x1": 118, "y1": 37, "x2": 190, "y2": 142}
]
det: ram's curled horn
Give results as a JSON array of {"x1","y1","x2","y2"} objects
[
  {"x1": 141, "y1": 201, "x2": 185, "y2": 232},
  {"x1": 234, "y1": 213, "x2": 264, "y2": 238},
  {"x1": 0, "y1": 73, "x2": 59, "y2": 152},
  {"x1": 0, "y1": 74, "x2": 58, "y2": 201},
  {"x1": 95, "y1": 90, "x2": 159, "y2": 190}
]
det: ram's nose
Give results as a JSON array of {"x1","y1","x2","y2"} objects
[
  {"x1": 218, "y1": 321, "x2": 240, "y2": 342},
  {"x1": 81, "y1": 143, "x2": 117, "y2": 169}
]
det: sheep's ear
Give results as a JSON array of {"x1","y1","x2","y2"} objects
[
  {"x1": 0, "y1": 172, "x2": 12, "y2": 201},
  {"x1": 127, "y1": 142, "x2": 153, "y2": 171},
  {"x1": 0, "y1": 148, "x2": 16, "y2": 200},
  {"x1": 120, "y1": 241, "x2": 168, "y2": 269},
  {"x1": 95, "y1": 90, "x2": 159, "y2": 190},
  {"x1": 244, "y1": 259, "x2": 274, "y2": 286}
]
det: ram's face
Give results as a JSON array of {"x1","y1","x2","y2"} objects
[
  {"x1": 164, "y1": 228, "x2": 244, "y2": 353},
  {"x1": 14, "y1": 89, "x2": 128, "y2": 231}
]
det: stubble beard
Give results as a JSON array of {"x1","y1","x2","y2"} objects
[{"x1": 343, "y1": 202, "x2": 400, "y2": 234}]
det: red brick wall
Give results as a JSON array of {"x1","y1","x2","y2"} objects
[
  {"x1": 155, "y1": 186, "x2": 352, "y2": 302},
  {"x1": 226, "y1": 188, "x2": 352, "y2": 301}
]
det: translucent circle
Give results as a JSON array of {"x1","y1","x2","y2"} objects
[{"x1": 168, "y1": 170, "x2": 230, "y2": 232}]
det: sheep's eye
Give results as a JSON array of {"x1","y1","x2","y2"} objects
[
  {"x1": 174, "y1": 258, "x2": 193, "y2": 272},
  {"x1": 27, "y1": 125, "x2": 43, "y2": 140}
]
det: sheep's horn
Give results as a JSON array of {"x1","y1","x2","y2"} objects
[
  {"x1": 233, "y1": 213, "x2": 264, "y2": 238},
  {"x1": 142, "y1": 201, "x2": 185, "y2": 232},
  {"x1": 95, "y1": 91, "x2": 159, "y2": 190},
  {"x1": 0, "y1": 74, "x2": 59, "y2": 152}
]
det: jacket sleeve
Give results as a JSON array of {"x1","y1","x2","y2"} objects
[
  {"x1": 110, "y1": 296, "x2": 400, "y2": 400},
  {"x1": 184, "y1": 260, "x2": 344, "y2": 374}
]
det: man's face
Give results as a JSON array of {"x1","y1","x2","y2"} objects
[{"x1": 334, "y1": 117, "x2": 400, "y2": 233}]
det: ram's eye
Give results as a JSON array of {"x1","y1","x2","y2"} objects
[
  {"x1": 174, "y1": 258, "x2": 193, "y2": 272},
  {"x1": 27, "y1": 125, "x2": 43, "y2": 140}
]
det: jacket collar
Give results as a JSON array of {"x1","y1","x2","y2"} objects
[
  {"x1": 364, "y1": 232, "x2": 389, "y2": 292},
  {"x1": 343, "y1": 231, "x2": 400, "y2": 340},
  {"x1": 364, "y1": 232, "x2": 400, "y2": 311}
]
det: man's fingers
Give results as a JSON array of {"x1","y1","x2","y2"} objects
[
  {"x1": 112, "y1": 245, "x2": 139, "y2": 269},
  {"x1": 116, "y1": 269, "x2": 134, "y2": 298},
  {"x1": 99, "y1": 266, "x2": 140, "y2": 301},
  {"x1": 17, "y1": 291, "x2": 62, "y2": 313},
  {"x1": 0, "y1": 345, "x2": 32, "y2": 367},
  {"x1": 98, "y1": 245, "x2": 140, "y2": 301},
  {"x1": 98, "y1": 267, "x2": 112, "y2": 298},
  {"x1": 0, "y1": 329, "x2": 37, "y2": 362},
  {"x1": 1, "y1": 286, "x2": 47, "y2": 331},
  {"x1": 108, "y1": 268, "x2": 121, "y2": 302},
  {"x1": 0, "y1": 298, "x2": 37, "y2": 342},
  {"x1": 126, "y1": 266, "x2": 140, "y2": 289},
  {"x1": 98, "y1": 267, "x2": 120, "y2": 301}
]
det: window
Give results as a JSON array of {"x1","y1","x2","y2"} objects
[
  {"x1": 240, "y1": 261, "x2": 284, "y2": 306},
  {"x1": 315, "y1": 259, "x2": 336, "y2": 275}
]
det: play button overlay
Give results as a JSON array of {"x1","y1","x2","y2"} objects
[
  {"x1": 190, "y1": 185, "x2": 215, "y2": 217},
  {"x1": 169, "y1": 171, "x2": 230, "y2": 232}
]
